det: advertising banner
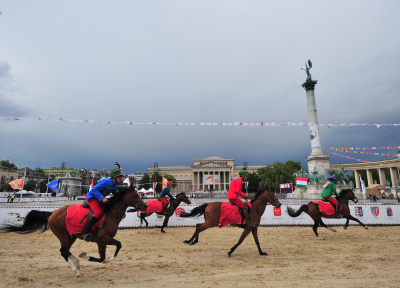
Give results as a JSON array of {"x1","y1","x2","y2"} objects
[
  {"x1": 0, "y1": 204, "x2": 399, "y2": 228},
  {"x1": 203, "y1": 175, "x2": 220, "y2": 185}
]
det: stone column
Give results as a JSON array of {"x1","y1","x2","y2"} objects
[
  {"x1": 378, "y1": 168, "x2": 386, "y2": 185},
  {"x1": 302, "y1": 70, "x2": 331, "y2": 180},
  {"x1": 366, "y1": 169, "x2": 373, "y2": 186},
  {"x1": 390, "y1": 167, "x2": 398, "y2": 187},
  {"x1": 355, "y1": 170, "x2": 361, "y2": 189}
]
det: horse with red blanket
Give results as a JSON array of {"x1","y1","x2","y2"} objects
[
  {"x1": 287, "y1": 188, "x2": 368, "y2": 240},
  {"x1": 180, "y1": 189, "x2": 281, "y2": 257},
  {"x1": 128, "y1": 192, "x2": 191, "y2": 233}
]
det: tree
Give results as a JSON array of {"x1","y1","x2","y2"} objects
[
  {"x1": 0, "y1": 160, "x2": 17, "y2": 170},
  {"x1": 139, "y1": 173, "x2": 151, "y2": 190},
  {"x1": 24, "y1": 180, "x2": 38, "y2": 191},
  {"x1": 246, "y1": 172, "x2": 260, "y2": 193},
  {"x1": 258, "y1": 160, "x2": 302, "y2": 192},
  {"x1": 150, "y1": 173, "x2": 177, "y2": 194},
  {"x1": 35, "y1": 167, "x2": 45, "y2": 174}
]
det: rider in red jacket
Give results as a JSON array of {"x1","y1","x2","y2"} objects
[{"x1": 227, "y1": 170, "x2": 256, "y2": 230}]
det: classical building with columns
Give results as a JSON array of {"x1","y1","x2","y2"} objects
[
  {"x1": 331, "y1": 156, "x2": 400, "y2": 194},
  {"x1": 146, "y1": 156, "x2": 265, "y2": 193}
]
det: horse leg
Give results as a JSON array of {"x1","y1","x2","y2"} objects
[
  {"x1": 346, "y1": 215, "x2": 368, "y2": 229},
  {"x1": 160, "y1": 216, "x2": 169, "y2": 233},
  {"x1": 79, "y1": 237, "x2": 122, "y2": 263},
  {"x1": 319, "y1": 219, "x2": 336, "y2": 233},
  {"x1": 312, "y1": 220, "x2": 324, "y2": 240},
  {"x1": 184, "y1": 223, "x2": 202, "y2": 244},
  {"x1": 251, "y1": 227, "x2": 267, "y2": 256},
  {"x1": 59, "y1": 237, "x2": 80, "y2": 277},
  {"x1": 228, "y1": 228, "x2": 251, "y2": 257},
  {"x1": 143, "y1": 216, "x2": 149, "y2": 228},
  {"x1": 344, "y1": 219, "x2": 350, "y2": 230}
]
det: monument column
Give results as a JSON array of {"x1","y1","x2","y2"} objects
[
  {"x1": 301, "y1": 60, "x2": 331, "y2": 180},
  {"x1": 390, "y1": 167, "x2": 398, "y2": 187},
  {"x1": 378, "y1": 168, "x2": 386, "y2": 185},
  {"x1": 366, "y1": 169, "x2": 373, "y2": 186},
  {"x1": 355, "y1": 170, "x2": 361, "y2": 189}
]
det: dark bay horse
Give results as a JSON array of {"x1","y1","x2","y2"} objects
[
  {"x1": 1, "y1": 179, "x2": 146, "y2": 277},
  {"x1": 180, "y1": 190, "x2": 281, "y2": 257},
  {"x1": 128, "y1": 192, "x2": 191, "y2": 233},
  {"x1": 287, "y1": 188, "x2": 368, "y2": 240}
]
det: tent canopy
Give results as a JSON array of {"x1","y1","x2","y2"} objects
[{"x1": 365, "y1": 184, "x2": 389, "y2": 195}]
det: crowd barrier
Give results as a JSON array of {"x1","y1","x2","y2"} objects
[{"x1": 1, "y1": 204, "x2": 399, "y2": 228}]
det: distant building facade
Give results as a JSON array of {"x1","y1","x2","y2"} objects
[{"x1": 146, "y1": 156, "x2": 265, "y2": 193}]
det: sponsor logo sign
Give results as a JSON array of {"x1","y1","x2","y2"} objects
[
  {"x1": 273, "y1": 207, "x2": 282, "y2": 217},
  {"x1": 175, "y1": 207, "x2": 185, "y2": 217},
  {"x1": 354, "y1": 207, "x2": 363, "y2": 217},
  {"x1": 370, "y1": 206, "x2": 379, "y2": 217},
  {"x1": 387, "y1": 207, "x2": 393, "y2": 217}
]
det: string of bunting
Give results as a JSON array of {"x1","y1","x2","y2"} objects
[
  {"x1": 324, "y1": 148, "x2": 399, "y2": 157},
  {"x1": 322, "y1": 149, "x2": 399, "y2": 167},
  {"x1": 323, "y1": 146, "x2": 400, "y2": 150},
  {"x1": 1, "y1": 116, "x2": 400, "y2": 129}
]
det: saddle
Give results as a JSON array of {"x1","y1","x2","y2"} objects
[
  {"x1": 229, "y1": 200, "x2": 251, "y2": 224},
  {"x1": 79, "y1": 200, "x2": 105, "y2": 224}
]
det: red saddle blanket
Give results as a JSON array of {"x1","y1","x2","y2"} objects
[
  {"x1": 65, "y1": 204, "x2": 106, "y2": 235},
  {"x1": 141, "y1": 199, "x2": 169, "y2": 214},
  {"x1": 219, "y1": 202, "x2": 252, "y2": 228},
  {"x1": 312, "y1": 201, "x2": 341, "y2": 216}
]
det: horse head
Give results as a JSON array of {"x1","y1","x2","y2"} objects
[
  {"x1": 127, "y1": 178, "x2": 147, "y2": 210},
  {"x1": 176, "y1": 192, "x2": 192, "y2": 205},
  {"x1": 265, "y1": 190, "x2": 282, "y2": 208},
  {"x1": 339, "y1": 188, "x2": 358, "y2": 204}
]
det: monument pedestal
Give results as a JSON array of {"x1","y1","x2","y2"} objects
[{"x1": 306, "y1": 154, "x2": 331, "y2": 179}]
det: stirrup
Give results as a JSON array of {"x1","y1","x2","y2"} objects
[
  {"x1": 336, "y1": 214, "x2": 341, "y2": 219},
  {"x1": 82, "y1": 233, "x2": 91, "y2": 242}
]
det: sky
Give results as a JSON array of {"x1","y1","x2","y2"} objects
[{"x1": 1, "y1": 1, "x2": 399, "y2": 175}]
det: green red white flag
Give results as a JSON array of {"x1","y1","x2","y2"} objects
[{"x1": 296, "y1": 177, "x2": 308, "y2": 189}]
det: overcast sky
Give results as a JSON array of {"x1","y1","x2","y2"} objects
[{"x1": 1, "y1": 1, "x2": 399, "y2": 174}]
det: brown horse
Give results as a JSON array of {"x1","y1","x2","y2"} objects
[
  {"x1": 1, "y1": 179, "x2": 146, "y2": 277},
  {"x1": 287, "y1": 188, "x2": 368, "y2": 240},
  {"x1": 180, "y1": 190, "x2": 281, "y2": 257},
  {"x1": 128, "y1": 192, "x2": 191, "y2": 233}
]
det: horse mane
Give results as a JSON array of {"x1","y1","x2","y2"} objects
[
  {"x1": 103, "y1": 187, "x2": 130, "y2": 212},
  {"x1": 251, "y1": 190, "x2": 264, "y2": 204},
  {"x1": 175, "y1": 192, "x2": 185, "y2": 198},
  {"x1": 338, "y1": 188, "x2": 353, "y2": 199}
]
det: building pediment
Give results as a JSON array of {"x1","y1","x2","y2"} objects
[{"x1": 193, "y1": 162, "x2": 230, "y2": 168}]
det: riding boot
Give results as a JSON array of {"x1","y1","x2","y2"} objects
[
  {"x1": 335, "y1": 205, "x2": 341, "y2": 218},
  {"x1": 162, "y1": 203, "x2": 168, "y2": 215},
  {"x1": 244, "y1": 208, "x2": 257, "y2": 230},
  {"x1": 81, "y1": 216, "x2": 98, "y2": 242}
]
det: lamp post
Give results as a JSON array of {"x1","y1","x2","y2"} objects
[{"x1": 154, "y1": 162, "x2": 158, "y2": 197}]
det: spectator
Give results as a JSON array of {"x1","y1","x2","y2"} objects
[
  {"x1": 11, "y1": 194, "x2": 15, "y2": 202},
  {"x1": 368, "y1": 194, "x2": 372, "y2": 202},
  {"x1": 373, "y1": 194, "x2": 376, "y2": 202},
  {"x1": 397, "y1": 193, "x2": 400, "y2": 203}
]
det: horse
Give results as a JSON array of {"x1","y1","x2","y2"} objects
[
  {"x1": 286, "y1": 188, "x2": 368, "y2": 240},
  {"x1": 1, "y1": 179, "x2": 147, "y2": 277},
  {"x1": 127, "y1": 192, "x2": 191, "y2": 233},
  {"x1": 180, "y1": 189, "x2": 281, "y2": 257}
]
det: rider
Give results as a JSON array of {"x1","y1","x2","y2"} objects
[
  {"x1": 227, "y1": 170, "x2": 256, "y2": 230},
  {"x1": 81, "y1": 163, "x2": 125, "y2": 242},
  {"x1": 321, "y1": 175, "x2": 341, "y2": 218},
  {"x1": 158, "y1": 181, "x2": 174, "y2": 215}
]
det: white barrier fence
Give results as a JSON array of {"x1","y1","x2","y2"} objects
[
  {"x1": 0, "y1": 197, "x2": 69, "y2": 203},
  {"x1": 1, "y1": 204, "x2": 399, "y2": 228}
]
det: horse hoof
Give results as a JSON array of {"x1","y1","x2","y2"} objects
[
  {"x1": 161, "y1": 230, "x2": 166, "y2": 234},
  {"x1": 260, "y1": 252, "x2": 268, "y2": 256},
  {"x1": 190, "y1": 242, "x2": 196, "y2": 246},
  {"x1": 317, "y1": 237, "x2": 325, "y2": 240},
  {"x1": 79, "y1": 252, "x2": 87, "y2": 258},
  {"x1": 183, "y1": 240, "x2": 190, "y2": 244},
  {"x1": 365, "y1": 226, "x2": 368, "y2": 229},
  {"x1": 228, "y1": 252, "x2": 232, "y2": 258}
]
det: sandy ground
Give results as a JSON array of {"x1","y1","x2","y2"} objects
[{"x1": 1, "y1": 225, "x2": 399, "y2": 288}]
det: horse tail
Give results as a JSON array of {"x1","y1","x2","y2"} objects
[
  {"x1": 180, "y1": 203, "x2": 208, "y2": 218},
  {"x1": 1, "y1": 210, "x2": 53, "y2": 234},
  {"x1": 286, "y1": 205, "x2": 308, "y2": 217}
]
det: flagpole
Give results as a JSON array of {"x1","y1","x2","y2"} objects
[
  {"x1": 20, "y1": 166, "x2": 27, "y2": 207},
  {"x1": 46, "y1": 169, "x2": 50, "y2": 194}
]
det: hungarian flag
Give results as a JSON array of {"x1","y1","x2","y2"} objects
[
  {"x1": 153, "y1": 182, "x2": 157, "y2": 190},
  {"x1": 89, "y1": 177, "x2": 94, "y2": 191},
  {"x1": 9, "y1": 179, "x2": 23, "y2": 190},
  {"x1": 296, "y1": 177, "x2": 308, "y2": 189},
  {"x1": 162, "y1": 177, "x2": 168, "y2": 189}
]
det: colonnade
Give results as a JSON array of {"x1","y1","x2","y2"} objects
[
  {"x1": 353, "y1": 167, "x2": 399, "y2": 189},
  {"x1": 192, "y1": 170, "x2": 231, "y2": 192}
]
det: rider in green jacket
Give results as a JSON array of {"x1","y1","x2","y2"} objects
[{"x1": 321, "y1": 175, "x2": 341, "y2": 218}]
